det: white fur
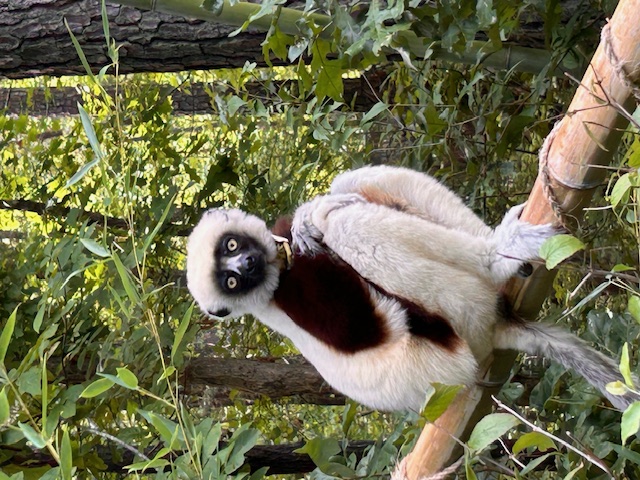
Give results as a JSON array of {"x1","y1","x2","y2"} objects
[
  {"x1": 250, "y1": 296, "x2": 477, "y2": 411},
  {"x1": 187, "y1": 167, "x2": 638, "y2": 412},
  {"x1": 331, "y1": 165, "x2": 493, "y2": 238},
  {"x1": 293, "y1": 195, "x2": 499, "y2": 360}
]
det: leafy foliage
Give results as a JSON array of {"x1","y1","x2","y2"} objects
[{"x1": 1, "y1": 0, "x2": 640, "y2": 478}]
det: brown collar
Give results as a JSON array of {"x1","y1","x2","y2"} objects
[{"x1": 272, "y1": 234, "x2": 293, "y2": 270}]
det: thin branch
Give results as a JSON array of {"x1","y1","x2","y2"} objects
[
  {"x1": 493, "y1": 397, "x2": 614, "y2": 478},
  {"x1": 86, "y1": 420, "x2": 151, "y2": 461},
  {"x1": 0, "y1": 198, "x2": 191, "y2": 236}
]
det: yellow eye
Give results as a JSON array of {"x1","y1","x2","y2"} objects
[
  {"x1": 227, "y1": 276, "x2": 238, "y2": 290},
  {"x1": 227, "y1": 238, "x2": 238, "y2": 252}
]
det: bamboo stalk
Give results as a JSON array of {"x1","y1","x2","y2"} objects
[
  {"x1": 115, "y1": 0, "x2": 559, "y2": 74},
  {"x1": 401, "y1": 0, "x2": 640, "y2": 477}
]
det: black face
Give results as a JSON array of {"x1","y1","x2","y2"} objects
[{"x1": 214, "y1": 233, "x2": 267, "y2": 295}]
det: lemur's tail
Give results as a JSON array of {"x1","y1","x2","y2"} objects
[{"x1": 493, "y1": 321, "x2": 640, "y2": 410}]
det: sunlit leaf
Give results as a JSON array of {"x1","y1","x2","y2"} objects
[
  {"x1": 610, "y1": 172, "x2": 633, "y2": 208},
  {"x1": 620, "y1": 343, "x2": 634, "y2": 387},
  {"x1": 80, "y1": 378, "x2": 115, "y2": 398},
  {"x1": 422, "y1": 384, "x2": 463, "y2": 422},
  {"x1": 629, "y1": 296, "x2": 640, "y2": 324},
  {"x1": 0, "y1": 389, "x2": 10, "y2": 424},
  {"x1": 606, "y1": 380, "x2": 628, "y2": 396},
  {"x1": 468, "y1": 413, "x2": 519, "y2": 452},
  {"x1": 171, "y1": 303, "x2": 194, "y2": 364},
  {"x1": 0, "y1": 306, "x2": 18, "y2": 364},
  {"x1": 621, "y1": 402, "x2": 640, "y2": 444},
  {"x1": 66, "y1": 157, "x2": 99, "y2": 189},
  {"x1": 512, "y1": 432, "x2": 556, "y2": 455},
  {"x1": 77, "y1": 103, "x2": 105, "y2": 160},
  {"x1": 360, "y1": 102, "x2": 389, "y2": 126},
  {"x1": 64, "y1": 19, "x2": 96, "y2": 79},
  {"x1": 539, "y1": 234, "x2": 585, "y2": 269},
  {"x1": 158, "y1": 366, "x2": 176, "y2": 383},
  {"x1": 126, "y1": 458, "x2": 170, "y2": 472},
  {"x1": 142, "y1": 195, "x2": 176, "y2": 254},
  {"x1": 116, "y1": 367, "x2": 139, "y2": 390},
  {"x1": 61, "y1": 428, "x2": 73, "y2": 480},
  {"x1": 80, "y1": 238, "x2": 110, "y2": 258},
  {"x1": 18, "y1": 422, "x2": 47, "y2": 449},
  {"x1": 112, "y1": 253, "x2": 140, "y2": 304}
]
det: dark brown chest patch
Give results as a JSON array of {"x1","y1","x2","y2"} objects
[
  {"x1": 270, "y1": 216, "x2": 461, "y2": 354},
  {"x1": 274, "y1": 253, "x2": 389, "y2": 353},
  {"x1": 273, "y1": 252, "x2": 462, "y2": 354}
]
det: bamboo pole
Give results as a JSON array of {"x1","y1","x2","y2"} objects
[
  {"x1": 401, "y1": 0, "x2": 640, "y2": 477},
  {"x1": 115, "y1": 0, "x2": 563, "y2": 74}
]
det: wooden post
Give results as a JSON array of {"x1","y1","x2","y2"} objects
[{"x1": 400, "y1": 0, "x2": 640, "y2": 477}]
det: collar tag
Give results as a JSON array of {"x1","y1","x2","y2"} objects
[{"x1": 272, "y1": 234, "x2": 293, "y2": 270}]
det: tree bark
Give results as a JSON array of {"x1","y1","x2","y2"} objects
[
  {"x1": 1, "y1": 0, "x2": 601, "y2": 80},
  {"x1": 0, "y1": 0, "x2": 274, "y2": 79},
  {"x1": 52, "y1": 351, "x2": 343, "y2": 405},
  {"x1": 184, "y1": 355, "x2": 346, "y2": 405}
]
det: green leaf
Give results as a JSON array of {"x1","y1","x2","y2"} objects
[
  {"x1": 17, "y1": 367, "x2": 41, "y2": 396},
  {"x1": 80, "y1": 238, "x2": 110, "y2": 258},
  {"x1": 620, "y1": 343, "x2": 634, "y2": 387},
  {"x1": 468, "y1": 413, "x2": 519, "y2": 452},
  {"x1": 422, "y1": 384, "x2": 463, "y2": 422},
  {"x1": 314, "y1": 58, "x2": 344, "y2": 101},
  {"x1": 476, "y1": 0, "x2": 496, "y2": 27},
  {"x1": 41, "y1": 358, "x2": 49, "y2": 427},
  {"x1": 66, "y1": 157, "x2": 99, "y2": 189},
  {"x1": 613, "y1": 264, "x2": 636, "y2": 272},
  {"x1": 539, "y1": 234, "x2": 585, "y2": 269},
  {"x1": 61, "y1": 428, "x2": 73, "y2": 480},
  {"x1": 80, "y1": 377, "x2": 115, "y2": 398},
  {"x1": 126, "y1": 458, "x2": 170, "y2": 472},
  {"x1": 116, "y1": 367, "x2": 139, "y2": 390},
  {"x1": 606, "y1": 380, "x2": 628, "y2": 396},
  {"x1": 294, "y1": 437, "x2": 353, "y2": 476},
  {"x1": 77, "y1": 103, "x2": 105, "y2": 160},
  {"x1": 100, "y1": 0, "x2": 111, "y2": 48},
  {"x1": 171, "y1": 304, "x2": 194, "y2": 364},
  {"x1": 112, "y1": 253, "x2": 140, "y2": 304},
  {"x1": 202, "y1": 422, "x2": 223, "y2": 457},
  {"x1": 621, "y1": 401, "x2": 640, "y2": 444},
  {"x1": 64, "y1": 19, "x2": 96, "y2": 78},
  {"x1": 629, "y1": 296, "x2": 640, "y2": 324},
  {"x1": 18, "y1": 421, "x2": 47, "y2": 448},
  {"x1": 145, "y1": 412, "x2": 181, "y2": 448},
  {"x1": 227, "y1": 427, "x2": 260, "y2": 472},
  {"x1": 464, "y1": 454, "x2": 479, "y2": 480},
  {"x1": 158, "y1": 366, "x2": 176, "y2": 383},
  {"x1": 512, "y1": 431, "x2": 556, "y2": 455},
  {"x1": 142, "y1": 195, "x2": 176, "y2": 254},
  {"x1": 562, "y1": 464, "x2": 585, "y2": 480},
  {"x1": 360, "y1": 102, "x2": 389, "y2": 125},
  {"x1": 610, "y1": 172, "x2": 633, "y2": 208},
  {"x1": 227, "y1": 95, "x2": 247, "y2": 117},
  {"x1": 0, "y1": 388, "x2": 10, "y2": 424},
  {"x1": 0, "y1": 306, "x2": 18, "y2": 364},
  {"x1": 519, "y1": 453, "x2": 556, "y2": 475},
  {"x1": 341, "y1": 400, "x2": 358, "y2": 436},
  {"x1": 33, "y1": 298, "x2": 46, "y2": 333}
]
